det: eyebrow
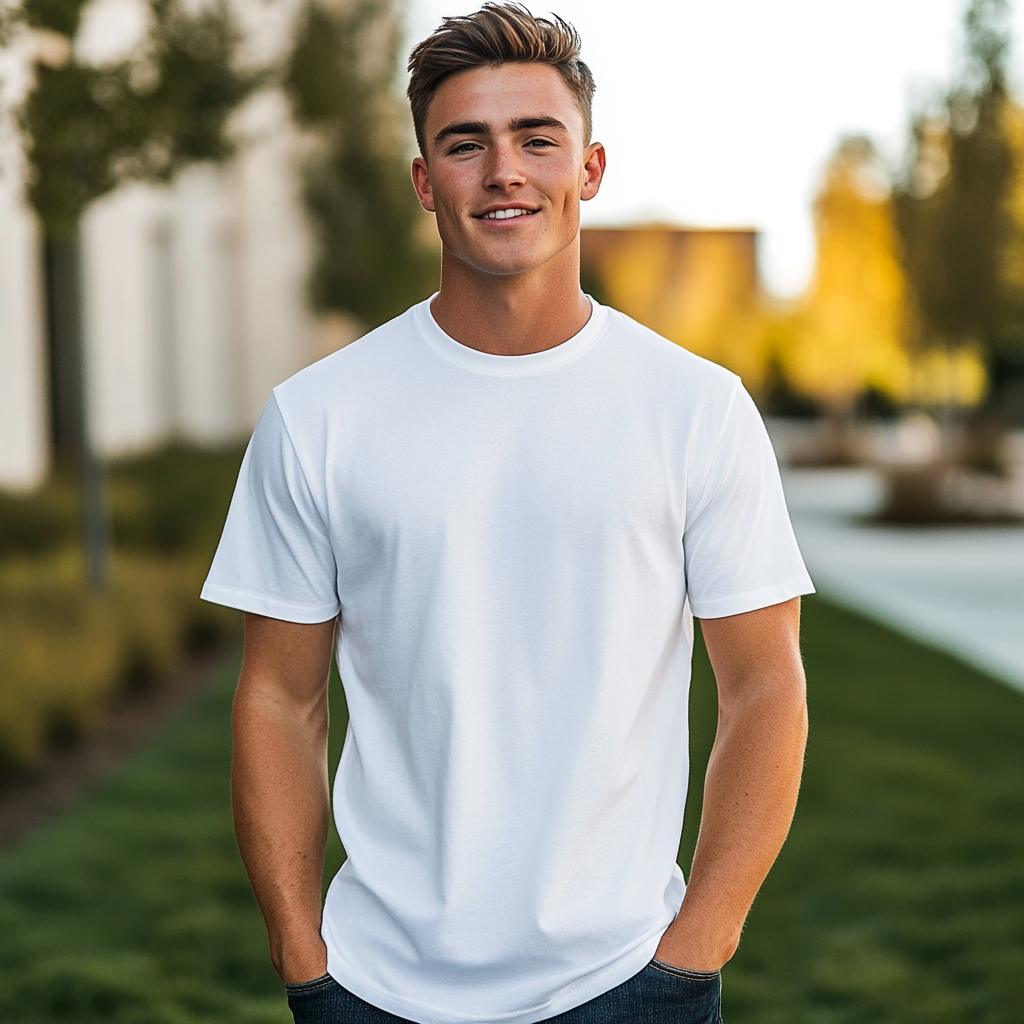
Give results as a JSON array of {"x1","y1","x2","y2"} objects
[
  {"x1": 434, "y1": 121, "x2": 488, "y2": 143},
  {"x1": 433, "y1": 115, "x2": 569, "y2": 144},
  {"x1": 508, "y1": 116, "x2": 568, "y2": 133}
]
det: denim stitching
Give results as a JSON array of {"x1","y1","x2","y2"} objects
[
  {"x1": 648, "y1": 958, "x2": 721, "y2": 982},
  {"x1": 284, "y1": 973, "x2": 335, "y2": 993}
]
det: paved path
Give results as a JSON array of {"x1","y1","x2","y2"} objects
[{"x1": 783, "y1": 468, "x2": 1024, "y2": 692}]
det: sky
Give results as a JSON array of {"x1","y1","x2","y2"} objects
[{"x1": 405, "y1": 0, "x2": 1024, "y2": 297}]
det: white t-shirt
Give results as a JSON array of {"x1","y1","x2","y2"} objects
[{"x1": 202, "y1": 297, "x2": 813, "y2": 1024}]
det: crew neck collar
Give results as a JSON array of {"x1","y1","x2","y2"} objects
[{"x1": 416, "y1": 295, "x2": 608, "y2": 377}]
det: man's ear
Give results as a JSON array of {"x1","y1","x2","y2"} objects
[
  {"x1": 580, "y1": 142, "x2": 606, "y2": 203},
  {"x1": 412, "y1": 157, "x2": 436, "y2": 213}
]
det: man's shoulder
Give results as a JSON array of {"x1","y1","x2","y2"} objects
[
  {"x1": 600, "y1": 305, "x2": 740, "y2": 397},
  {"x1": 274, "y1": 302, "x2": 423, "y2": 413}
]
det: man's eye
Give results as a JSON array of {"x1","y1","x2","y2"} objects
[
  {"x1": 526, "y1": 138, "x2": 555, "y2": 148},
  {"x1": 451, "y1": 142, "x2": 479, "y2": 155}
]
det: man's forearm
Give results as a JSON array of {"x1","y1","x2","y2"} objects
[
  {"x1": 656, "y1": 600, "x2": 807, "y2": 971},
  {"x1": 231, "y1": 615, "x2": 336, "y2": 983}
]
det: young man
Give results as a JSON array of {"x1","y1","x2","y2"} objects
[{"x1": 202, "y1": 5, "x2": 813, "y2": 1022}]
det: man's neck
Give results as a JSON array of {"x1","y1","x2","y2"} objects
[{"x1": 429, "y1": 241, "x2": 592, "y2": 357}]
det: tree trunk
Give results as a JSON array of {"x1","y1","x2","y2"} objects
[{"x1": 45, "y1": 229, "x2": 109, "y2": 592}]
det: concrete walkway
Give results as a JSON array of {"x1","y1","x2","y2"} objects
[{"x1": 783, "y1": 468, "x2": 1024, "y2": 692}]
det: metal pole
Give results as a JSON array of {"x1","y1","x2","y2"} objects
[{"x1": 81, "y1": 427, "x2": 108, "y2": 593}]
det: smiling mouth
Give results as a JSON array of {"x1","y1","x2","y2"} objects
[{"x1": 478, "y1": 208, "x2": 539, "y2": 220}]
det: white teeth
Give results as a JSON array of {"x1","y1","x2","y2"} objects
[{"x1": 483, "y1": 208, "x2": 534, "y2": 219}]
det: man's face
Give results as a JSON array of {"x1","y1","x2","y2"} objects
[{"x1": 412, "y1": 63, "x2": 605, "y2": 279}]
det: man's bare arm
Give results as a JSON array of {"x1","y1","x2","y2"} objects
[
  {"x1": 655, "y1": 597, "x2": 808, "y2": 971},
  {"x1": 232, "y1": 612, "x2": 337, "y2": 984}
]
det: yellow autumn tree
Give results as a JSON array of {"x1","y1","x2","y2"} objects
[
  {"x1": 999, "y1": 97, "x2": 1024, "y2": 328},
  {"x1": 781, "y1": 137, "x2": 910, "y2": 413}
]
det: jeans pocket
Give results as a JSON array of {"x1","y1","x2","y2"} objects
[
  {"x1": 286, "y1": 972, "x2": 343, "y2": 1024},
  {"x1": 284, "y1": 972, "x2": 335, "y2": 993},
  {"x1": 643, "y1": 960, "x2": 722, "y2": 1024},
  {"x1": 647, "y1": 958, "x2": 721, "y2": 982}
]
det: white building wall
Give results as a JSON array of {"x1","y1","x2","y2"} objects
[
  {"x1": 1, "y1": 11, "x2": 318, "y2": 486},
  {"x1": 0, "y1": 177, "x2": 48, "y2": 489},
  {"x1": 170, "y1": 163, "x2": 243, "y2": 444},
  {"x1": 78, "y1": 111, "x2": 313, "y2": 459},
  {"x1": 0, "y1": 35, "x2": 48, "y2": 489},
  {"x1": 81, "y1": 183, "x2": 174, "y2": 456},
  {"x1": 233, "y1": 89, "x2": 314, "y2": 425}
]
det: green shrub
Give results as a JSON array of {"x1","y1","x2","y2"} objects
[
  {"x1": 0, "y1": 549, "x2": 237, "y2": 768},
  {"x1": 0, "y1": 445, "x2": 243, "y2": 768},
  {"x1": 108, "y1": 445, "x2": 245, "y2": 555},
  {"x1": 0, "y1": 554, "x2": 119, "y2": 764},
  {"x1": 0, "y1": 445, "x2": 244, "y2": 559},
  {"x1": 0, "y1": 477, "x2": 79, "y2": 557}
]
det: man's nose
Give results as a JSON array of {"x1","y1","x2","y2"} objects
[{"x1": 484, "y1": 143, "x2": 526, "y2": 191}]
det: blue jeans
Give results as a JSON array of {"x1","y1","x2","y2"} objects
[{"x1": 286, "y1": 960, "x2": 722, "y2": 1023}]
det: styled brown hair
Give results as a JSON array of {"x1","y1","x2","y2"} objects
[{"x1": 407, "y1": 3, "x2": 595, "y2": 156}]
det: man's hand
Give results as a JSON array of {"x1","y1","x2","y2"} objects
[
  {"x1": 654, "y1": 597, "x2": 807, "y2": 972},
  {"x1": 232, "y1": 613, "x2": 338, "y2": 984}
]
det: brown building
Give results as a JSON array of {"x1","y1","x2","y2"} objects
[{"x1": 580, "y1": 226, "x2": 766, "y2": 385}]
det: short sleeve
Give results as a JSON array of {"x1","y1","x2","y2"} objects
[
  {"x1": 683, "y1": 385, "x2": 814, "y2": 619},
  {"x1": 201, "y1": 393, "x2": 340, "y2": 623}
]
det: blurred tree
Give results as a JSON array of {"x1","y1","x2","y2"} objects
[
  {"x1": 19, "y1": 0, "x2": 256, "y2": 237},
  {"x1": 285, "y1": 0, "x2": 438, "y2": 330},
  {"x1": 994, "y1": 95, "x2": 1024, "y2": 422},
  {"x1": 783, "y1": 137, "x2": 910, "y2": 417},
  {"x1": 14, "y1": 0, "x2": 259, "y2": 588},
  {"x1": 894, "y1": 0, "x2": 1018, "y2": 419}
]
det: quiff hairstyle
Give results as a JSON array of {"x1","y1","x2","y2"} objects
[{"x1": 407, "y1": 3, "x2": 595, "y2": 156}]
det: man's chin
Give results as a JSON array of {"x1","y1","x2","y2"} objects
[{"x1": 446, "y1": 242, "x2": 570, "y2": 280}]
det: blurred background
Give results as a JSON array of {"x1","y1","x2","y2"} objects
[{"x1": 0, "y1": 0, "x2": 1023, "y2": 1021}]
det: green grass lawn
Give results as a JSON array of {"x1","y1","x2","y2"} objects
[{"x1": 0, "y1": 596, "x2": 1022, "y2": 1023}]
